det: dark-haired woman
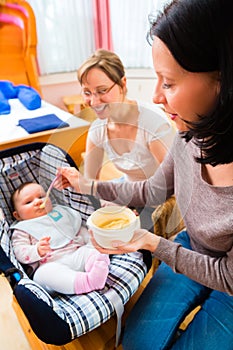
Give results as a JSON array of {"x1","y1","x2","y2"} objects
[{"x1": 57, "y1": 0, "x2": 233, "y2": 348}]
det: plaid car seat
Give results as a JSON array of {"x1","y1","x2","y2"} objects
[{"x1": 0, "y1": 143, "x2": 151, "y2": 346}]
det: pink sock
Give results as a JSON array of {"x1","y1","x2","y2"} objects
[
  {"x1": 85, "y1": 253, "x2": 110, "y2": 272},
  {"x1": 74, "y1": 254, "x2": 110, "y2": 294}
]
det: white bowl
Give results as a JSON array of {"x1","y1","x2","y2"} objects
[{"x1": 87, "y1": 206, "x2": 140, "y2": 248}]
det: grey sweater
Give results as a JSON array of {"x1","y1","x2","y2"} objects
[{"x1": 96, "y1": 134, "x2": 233, "y2": 295}]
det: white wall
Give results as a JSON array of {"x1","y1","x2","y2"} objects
[{"x1": 126, "y1": 68, "x2": 156, "y2": 103}]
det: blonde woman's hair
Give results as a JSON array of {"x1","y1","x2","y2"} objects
[{"x1": 77, "y1": 49, "x2": 125, "y2": 88}]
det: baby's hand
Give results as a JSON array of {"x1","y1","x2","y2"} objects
[{"x1": 37, "y1": 236, "x2": 51, "y2": 257}]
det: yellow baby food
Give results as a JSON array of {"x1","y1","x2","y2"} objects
[{"x1": 97, "y1": 216, "x2": 130, "y2": 229}]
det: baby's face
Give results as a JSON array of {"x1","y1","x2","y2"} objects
[{"x1": 13, "y1": 183, "x2": 53, "y2": 220}]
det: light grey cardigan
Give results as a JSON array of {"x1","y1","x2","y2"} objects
[{"x1": 96, "y1": 134, "x2": 233, "y2": 295}]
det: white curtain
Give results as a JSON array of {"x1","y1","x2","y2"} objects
[
  {"x1": 27, "y1": 0, "x2": 95, "y2": 75},
  {"x1": 109, "y1": 0, "x2": 155, "y2": 68},
  {"x1": 109, "y1": 0, "x2": 172, "y2": 68},
  {"x1": 27, "y1": 0, "x2": 170, "y2": 75}
]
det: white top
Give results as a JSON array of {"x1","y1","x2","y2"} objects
[{"x1": 88, "y1": 102, "x2": 176, "y2": 181}]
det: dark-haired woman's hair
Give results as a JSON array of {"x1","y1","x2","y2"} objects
[{"x1": 148, "y1": 0, "x2": 233, "y2": 166}]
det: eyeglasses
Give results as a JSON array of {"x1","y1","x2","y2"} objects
[{"x1": 81, "y1": 82, "x2": 116, "y2": 99}]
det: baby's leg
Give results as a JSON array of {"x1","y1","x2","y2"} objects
[
  {"x1": 33, "y1": 262, "x2": 77, "y2": 294},
  {"x1": 74, "y1": 250, "x2": 110, "y2": 294},
  {"x1": 85, "y1": 251, "x2": 110, "y2": 271}
]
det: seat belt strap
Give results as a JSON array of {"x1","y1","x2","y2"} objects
[{"x1": 105, "y1": 288, "x2": 124, "y2": 348}]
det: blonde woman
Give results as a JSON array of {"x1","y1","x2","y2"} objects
[{"x1": 78, "y1": 49, "x2": 175, "y2": 182}]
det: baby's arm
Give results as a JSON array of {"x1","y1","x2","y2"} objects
[
  {"x1": 37, "y1": 236, "x2": 51, "y2": 257},
  {"x1": 12, "y1": 230, "x2": 51, "y2": 264}
]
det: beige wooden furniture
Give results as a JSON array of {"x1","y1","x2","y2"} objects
[
  {"x1": 63, "y1": 95, "x2": 97, "y2": 123},
  {"x1": 63, "y1": 94, "x2": 86, "y2": 114},
  {"x1": 0, "y1": 123, "x2": 89, "y2": 168}
]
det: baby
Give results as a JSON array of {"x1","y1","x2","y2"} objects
[{"x1": 10, "y1": 182, "x2": 110, "y2": 295}]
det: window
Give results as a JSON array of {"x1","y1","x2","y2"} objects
[{"x1": 27, "y1": 0, "x2": 170, "y2": 75}]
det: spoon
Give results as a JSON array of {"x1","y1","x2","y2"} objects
[{"x1": 40, "y1": 174, "x2": 60, "y2": 209}]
